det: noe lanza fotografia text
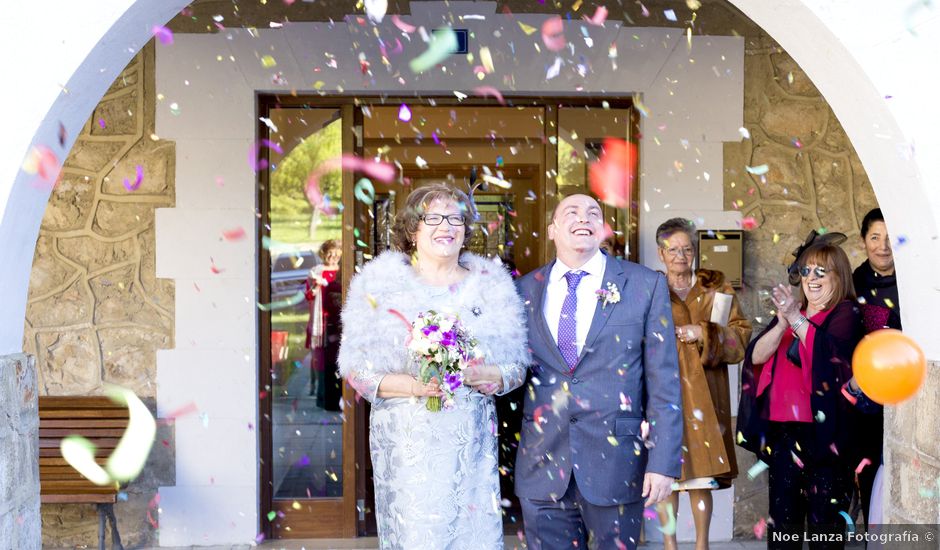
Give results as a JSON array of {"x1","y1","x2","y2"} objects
[{"x1": 772, "y1": 530, "x2": 933, "y2": 544}]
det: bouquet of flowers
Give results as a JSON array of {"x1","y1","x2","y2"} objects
[{"x1": 407, "y1": 310, "x2": 478, "y2": 412}]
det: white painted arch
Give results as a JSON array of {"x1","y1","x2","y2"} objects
[{"x1": 2, "y1": 0, "x2": 939, "y2": 544}]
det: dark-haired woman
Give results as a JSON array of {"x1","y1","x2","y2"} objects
[
  {"x1": 744, "y1": 242, "x2": 863, "y2": 549},
  {"x1": 338, "y1": 183, "x2": 529, "y2": 549}
]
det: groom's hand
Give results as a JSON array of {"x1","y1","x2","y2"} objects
[{"x1": 642, "y1": 472, "x2": 674, "y2": 507}]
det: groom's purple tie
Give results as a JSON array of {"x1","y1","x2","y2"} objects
[{"x1": 557, "y1": 270, "x2": 587, "y2": 371}]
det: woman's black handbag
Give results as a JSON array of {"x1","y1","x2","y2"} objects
[{"x1": 736, "y1": 328, "x2": 775, "y2": 457}]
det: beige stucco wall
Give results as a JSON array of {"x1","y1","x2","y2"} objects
[{"x1": 22, "y1": 42, "x2": 176, "y2": 548}]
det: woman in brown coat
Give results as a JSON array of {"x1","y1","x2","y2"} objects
[{"x1": 654, "y1": 218, "x2": 752, "y2": 550}]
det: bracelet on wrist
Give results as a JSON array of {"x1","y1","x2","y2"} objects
[{"x1": 790, "y1": 315, "x2": 808, "y2": 332}]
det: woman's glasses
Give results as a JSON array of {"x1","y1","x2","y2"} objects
[
  {"x1": 421, "y1": 214, "x2": 466, "y2": 226},
  {"x1": 664, "y1": 246, "x2": 695, "y2": 258},
  {"x1": 799, "y1": 265, "x2": 828, "y2": 278}
]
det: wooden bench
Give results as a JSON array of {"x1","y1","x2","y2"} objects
[{"x1": 39, "y1": 396, "x2": 128, "y2": 550}]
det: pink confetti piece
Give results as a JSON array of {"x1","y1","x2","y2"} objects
[
  {"x1": 791, "y1": 450, "x2": 804, "y2": 469},
  {"x1": 391, "y1": 14, "x2": 416, "y2": 33},
  {"x1": 472, "y1": 85, "x2": 506, "y2": 105},
  {"x1": 855, "y1": 458, "x2": 872, "y2": 475},
  {"x1": 386, "y1": 309, "x2": 413, "y2": 331},
  {"x1": 22, "y1": 145, "x2": 60, "y2": 185},
  {"x1": 304, "y1": 155, "x2": 397, "y2": 211},
  {"x1": 98, "y1": 119, "x2": 106, "y2": 129},
  {"x1": 740, "y1": 216, "x2": 758, "y2": 230},
  {"x1": 583, "y1": 6, "x2": 608, "y2": 26},
  {"x1": 541, "y1": 16, "x2": 567, "y2": 52},
  {"x1": 210, "y1": 258, "x2": 224, "y2": 274},
  {"x1": 222, "y1": 227, "x2": 246, "y2": 241},
  {"x1": 123, "y1": 164, "x2": 144, "y2": 191},
  {"x1": 398, "y1": 103, "x2": 412, "y2": 122},
  {"x1": 754, "y1": 518, "x2": 767, "y2": 539},
  {"x1": 152, "y1": 25, "x2": 174, "y2": 45},
  {"x1": 249, "y1": 139, "x2": 284, "y2": 172}
]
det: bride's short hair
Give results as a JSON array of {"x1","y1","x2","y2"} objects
[{"x1": 391, "y1": 183, "x2": 476, "y2": 255}]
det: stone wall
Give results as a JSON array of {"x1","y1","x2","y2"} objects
[
  {"x1": 23, "y1": 42, "x2": 176, "y2": 548},
  {"x1": 0, "y1": 354, "x2": 41, "y2": 550}
]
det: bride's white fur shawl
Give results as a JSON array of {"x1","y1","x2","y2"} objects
[{"x1": 337, "y1": 251, "x2": 530, "y2": 400}]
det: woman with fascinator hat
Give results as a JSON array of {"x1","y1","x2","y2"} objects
[{"x1": 737, "y1": 234, "x2": 863, "y2": 549}]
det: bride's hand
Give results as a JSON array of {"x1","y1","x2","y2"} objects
[{"x1": 411, "y1": 377, "x2": 443, "y2": 397}]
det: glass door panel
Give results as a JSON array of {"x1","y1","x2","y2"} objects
[
  {"x1": 261, "y1": 104, "x2": 355, "y2": 538},
  {"x1": 557, "y1": 107, "x2": 638, "y2": 261}
]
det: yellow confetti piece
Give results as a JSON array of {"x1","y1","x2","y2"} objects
[
  {"x1": 607, "y1": 436, "x2": 619, "y2": 446},
  {"x1": 479, "y1": 47, "x2": 495, "y2": 73},
  {"x1": 292, "y1": 501, "x2": 301, "y2": 510},
  {"x1": 261, "y1": 55, "x2": 277, "y2": 68},
  {"x1": 518, "y1": 21, "x2": 537, "y2": 35},
  {"x1": 366, "y1": 294, "x2": 378, "y2": 309}
]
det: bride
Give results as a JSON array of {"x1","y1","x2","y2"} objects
[{"x1": 338, "y1": 183, "x2": 530, "y2": 549}]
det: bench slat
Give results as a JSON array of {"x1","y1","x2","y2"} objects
[
  {"x1": 39, "y1": 396, "x2": 128, "y2": 409},
  {"x1": 40, "y1": 438, "x2": 120, "y2": 449},
  {"x1": 40, "y1": 457, "x2": 108, "y2": 467},
  {"x1": 41, "y1": 494, "x2": 117, "y2": 504},
  {"x1": 40, "y1": 409, "x2": 130, "y2": 419},
  {"x1": 41, "y1": 419, "x2": 130, "y2": 429},
  {"x1": 40, "y1": 428, "x2": 127, "y2": 438}
]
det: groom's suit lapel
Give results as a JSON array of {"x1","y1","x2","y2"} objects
[
  {"x1": 577, "y1": 255, "x2": 629, "y2": 365},
  {"x1": 531, "y1": 261, "x2": 572, "y2": 372}
]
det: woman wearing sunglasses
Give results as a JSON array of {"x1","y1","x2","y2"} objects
[{"x1": 742, "y1": 241, "x2": 863, "y2": 548}]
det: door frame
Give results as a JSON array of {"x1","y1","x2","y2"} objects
[{"x1": 256, "y1": 94, "x2": 638, "y2": 539}]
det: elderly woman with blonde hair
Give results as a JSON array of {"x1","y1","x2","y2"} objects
[{"x1": 338, "y1": 183, "x2": 529, "y2": 549}]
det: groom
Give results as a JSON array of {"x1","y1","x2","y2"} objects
[{"x1": 514, "y1": 194, "x2": 682, "y2": 550}]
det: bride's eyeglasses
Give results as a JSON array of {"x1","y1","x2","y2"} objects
[
  {"x1": 799, "y1": 265, "x2": 828, "y2": 278},
  {"x1": 421, "y1": 214, "x2": 466, "y2": 227}
]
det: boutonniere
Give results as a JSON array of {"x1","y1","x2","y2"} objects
[{"x1": 596, "y1": 282, "x2": 621, "y2": 309}]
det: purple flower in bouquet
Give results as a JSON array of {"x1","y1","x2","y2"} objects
[
  {"x1": 440, "y1": 330, "x2": 458, "y2": 348},
  {"x1": 443, "y1": 372, "x2": 463, "y2": 392}
]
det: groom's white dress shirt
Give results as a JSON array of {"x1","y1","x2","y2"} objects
[{"x1": 543, "y1": 250, "x2": 607, "y2": 356}]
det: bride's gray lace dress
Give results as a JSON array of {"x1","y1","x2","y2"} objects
[{"x1": 338, "y1": 252, "x2": 530, "y2": 550}]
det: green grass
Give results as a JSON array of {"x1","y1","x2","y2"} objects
[{"x1": 270, "y1": 213, "x2": 342, "y2": 245}]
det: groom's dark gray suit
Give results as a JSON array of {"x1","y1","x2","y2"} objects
[{"x1": 514, "y1": 253, "x2": 682, "y2": 548}]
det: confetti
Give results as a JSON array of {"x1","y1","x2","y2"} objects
[
  {"x1": 249, "y1": 139, "x2": 283, "y2": 172},
  {"x1": 541, "y1": 16, "x2": 566, "y2": 52},
  {"x1": 589, "y1": 138, "x2": 636, "y2": 209},
  {"x1": 664, "y1": 9, "x2": 678, "y2": 21},
  {"x1": 410, "y1": 27, "x2": 459, "y2": 73},
  {"x1": 545, "y1": 57, "x2": 562, "y2": 80},
  {"x1": 61, "y1": 385, "x2": 156, "y2": 485},
  {"x1": 398, "y1": 103, "x2": 412, "y2": 122},
  {"x1": 747, "y1": 460, "x2": 769, "y2": 479},
  {"x1": 473, "y1": 86, "x2": 506, "y2": 105},
  {"x1": 746, "y1": 164, "x2": 769, "y2": 175},
  {"x1": 57, "y1": 122, "x2": 67, "y2": 147},
  {"x1": 753, "y1": 518, "x2": 767, "y2": 539},
  {"x1": 364, "y1": 0, "x2": 387, "y2": 23},
  {"x1": 354, "y1": 178, "x2": 376, "y2": 205},
  {"x1": 739, "y1": 127, "x2": 751, "y2": 140},
  {"x1": 518, "y1": 21, "x2": 538, "y2": 35},
  {"x1": 257, "y1": 291, "x2": 306, "y2": 311},
  {"x1": 21, "y1": 145, "x2": 59, "y2": 184},
  {"x1": 152, "y1": 25, "x2": 174, "y2": 45},
  {"x1": 123, "y1": 165, "x2": 144, "y2": 192},
  {"x1": 740, "y1": 216, "x2": 758, "y2": 230},
  {"x1": 261, "y1": 55, "x2": 277, "y2": 68},
  {"x1": 479, "y1": 47, "x2": 495, "y2": 73},
  {"x1": 222, "y1": 227, "x2": 246, "y2": 241},
  {"x1": 391, "y1": 15, "x2": 416, "y2": 33},
  {"x1": 855, "y1": 458, "x2": 872, "y2": 474},
  {"x1": 839, "y1": 511, "x2": 856, "y2": 533}
]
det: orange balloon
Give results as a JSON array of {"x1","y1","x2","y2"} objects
[{"x1": 852, "y1": 329, "x2": 926, "y2": 405}]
